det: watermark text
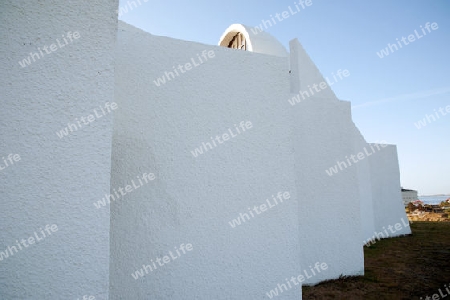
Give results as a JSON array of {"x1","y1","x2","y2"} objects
[
  {"x1": 0, "y1": 154, "x2": 21, "y2": 173},
  {"x1": 131, "y1": 243, "x2": 193, "y2": 280},
  {"x1": 266, "y1": 262, "x2": 328, "y2": 298},
  {"x1": 288, "y1": 69, "x2": 350, "y2": 106},
  {"x1": 414, "y1": 104, "x2": 450, "y2": 129},
  {"x1": 56, "y1": 102, "x2": 118, "y2": 139},
  {"x1": 191, "y1": 121, "x2": 252, "y2": 158},
  {"x1": 376, "y1": 22, "x2": 438, "y2": 58},
  {"x1": 325, "y1": 142, "x2": 387, "y2": 176},
  {"x1": 229, "y1": 191, "x2": 290, "y2": 228},
  {"x1": 0, "y1": 224, "x2": 58, "y2": 263},
  {"x1": 94, "y1": 172, "x2": 155, "y2": 209},
  {"x1": 153, "y1": 50, "x2": 215, "y2": 87},
  {"x1": 19, "y1": 31, "x2": 80, "y2": 68},
  {"x1": 251, "y1": 0, "x2": 313, "y2": 35}
]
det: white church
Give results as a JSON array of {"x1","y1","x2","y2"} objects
[{"x1": 0, "y1": 2, "x2": 410, "y2": 299}]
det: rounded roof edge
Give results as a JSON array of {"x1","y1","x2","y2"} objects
[{"x1": 218, "y1": 24, "x2": 288, "y2": 58}]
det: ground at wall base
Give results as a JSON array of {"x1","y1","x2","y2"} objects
[{"x1": 302, "y1": 222, "x2": 450, "y2": 299}]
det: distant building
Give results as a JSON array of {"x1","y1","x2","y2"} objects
[{"x1": 402, "y1": 188, "x2": 419, "y2": 206}]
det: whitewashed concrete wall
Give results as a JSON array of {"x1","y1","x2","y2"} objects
[
  {"x1": 111, "y1": 22, "x2": 302, "y2": 300},
  {"x1": 288, "y1": 39, "x2": 364, "y2": 284},
  {"x1": 0, "y1": 1, "x2": 117, "y2": 299},
  {"x1": 369, "y1": 145, "x2": 411, "y2": 239},
  {"x1": 350, "y1": 125, "x2": 377, "y2": 244}
]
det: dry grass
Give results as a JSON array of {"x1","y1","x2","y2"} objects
[{"x1": 303, "y1": 222, "x2": 450, "y2": 300}]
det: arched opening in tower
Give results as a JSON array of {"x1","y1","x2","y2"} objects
[{"x1": 226, "y1": 32, "x2": 247, "y2": 50}]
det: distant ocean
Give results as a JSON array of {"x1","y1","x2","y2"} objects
[{"x1": 418, "y1": 195, "x2": 450, "y2": 205}]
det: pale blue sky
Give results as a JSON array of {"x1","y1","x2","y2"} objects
[{"x1": 118, "y1": 0, "x2": 449, "y2": 195}]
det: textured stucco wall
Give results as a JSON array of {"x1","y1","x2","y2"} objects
[
  {"x1": 0, "y1": 1, "x2": 118, "y2": 299},
  {"x1": 291, "y1": 99, "x2": 365, "y2": 284},
  {"x1": 0, "y1": 3, "x2": 410, "y2": 296},
  {"x1": 350, "y1": 125, "x2": 376, "y2": 244},
  {"x1": 369, "y1": 145, "x2": 411, "y2": 238},
  {"x1": 111, "y1": 22, "x2": 302, "y2": 300},
  {"x1": 289, "y1": 40, "x2": 364, "y2": 284}
]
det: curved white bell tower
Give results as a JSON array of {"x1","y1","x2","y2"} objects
[{"x1": 218, "y1": 24, "x2": 288, "y2": 57}]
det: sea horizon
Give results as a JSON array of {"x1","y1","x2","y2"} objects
[{"x1": 418, "y1": 195, "x2": 450, "y2": 205}]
